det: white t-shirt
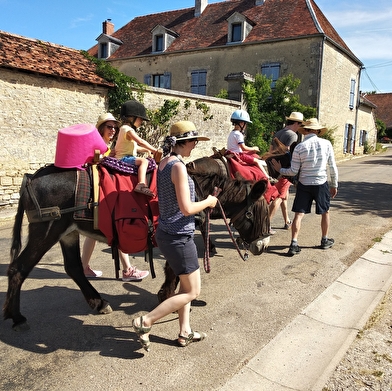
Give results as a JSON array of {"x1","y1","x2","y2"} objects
[{"x1": 227, "y1": 130, "x2": 244, "y2": 153}]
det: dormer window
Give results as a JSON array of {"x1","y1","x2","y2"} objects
[
  {"x1": 227, "y1": 12, "x2": 253, "y2": 44},
  {"x1": 96, "y1": 20, "x2": 122, "y2": 59},
  {"x1": 155, "y1": 35, "x2": 164, "y2": 52},
  {"x1": 151, "y1": 25, "x2": 179, "y2": 53}
]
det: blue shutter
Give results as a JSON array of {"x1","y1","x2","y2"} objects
[
  {"x1": 359, "y1": 130, "x2": 363, "y2": 147},
  {"x1": 350, "y1": 126, "x2": 356, "y2": 154},
  {"x1": 191, "y1": 70, "x2": 207, "y2": 95},
  {"x1": 144, "y1": 74, "x2": 152, "y2": 86},
  {"x1": 163, "y1": 72, "x2": 171, "y2": 89},
  {"x1": 349, "y1": 79, "x2": 356, "y2": 109},
  {"x1": 343, "y1": 124, "x2": 349, "y2": 153}
]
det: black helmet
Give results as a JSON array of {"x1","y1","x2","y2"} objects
[{"x1": 120, "y1": 100, "x2": 150, "y2": 121}]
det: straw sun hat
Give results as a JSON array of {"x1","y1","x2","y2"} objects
[
  {"x1": 285, "y1": 112, "x2": 304, "y2": 122},
  {"x1": 169, "y1": 121, "x2": 210, "y2": 141},
  {"x1": 96, "y1": 113, "x2": 120, "y2": 129},
  {"x1": 299, "y1": 118, "x2": 327, "y2": 136}
]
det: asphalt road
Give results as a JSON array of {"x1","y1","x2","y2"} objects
[{"x1": 1, "y1": 146, "x2": 391, "y2": 391}]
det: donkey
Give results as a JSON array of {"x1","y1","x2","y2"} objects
[{"x1": 4, "y1": 160, "x2": 270, "y2": 330}]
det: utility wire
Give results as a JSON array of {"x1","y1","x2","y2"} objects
[{"x1": 361, "y1": 68, "x2": 381, "y2": 92}]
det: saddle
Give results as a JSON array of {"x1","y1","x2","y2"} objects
[{"x1": 211, "y1": 147, "x2": 278, "y2": 204}]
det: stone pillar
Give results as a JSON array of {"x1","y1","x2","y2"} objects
[{"x1": 224, "y1": 72, "x2": 255, "y2": 103}]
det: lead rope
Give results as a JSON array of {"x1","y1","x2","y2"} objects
[
  {"x1": 203, "y1": 187, "x2": 248, "y2": 273},
  {"x1": 203, "y1": 187, "x2": 221, "y2": 273},
  {"x1": 215, "y1": 199, "x2": 249, "y2": 262}
]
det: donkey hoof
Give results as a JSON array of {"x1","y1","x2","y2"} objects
[
  {"x1": 12, "y1": 321, "x2": 30, "y2": 332},
  {"x1": 98, "y1": 301, "x2": 113, "y2": 315}
]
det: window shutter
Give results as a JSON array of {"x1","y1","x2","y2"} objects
[
  {"x1": 349, "y1": 79, "x2": 356, "y2": 109},
  {"x1": 163, "y1": 72, "x2": 171, "y2": 89},
  {"x1": 343, "y1": 124, "x2": 349, "y2": 153},
  {"x1": 350, "y1": 126, "x2": 356, "y2": 154},
  {"x1": 144, "y1": 74, "x2": 152, "y2": 86},
  {"x1": 359, "y1": 129, "x2": 363, "y2": 146}
]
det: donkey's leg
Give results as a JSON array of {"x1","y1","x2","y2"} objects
[
  {"x1": 157, "y1": 261, "x2": 179, "y2": 303},
  {"x1": 4, "y1": 221, "x2": 66, "y2": 331},
  {"x1": 60, "y1": 230, "x2": 112, "y2": 315}
]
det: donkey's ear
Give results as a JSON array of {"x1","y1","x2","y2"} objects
[{"x1": 250, "y1": 179, "x2": 268, "y2": 200}]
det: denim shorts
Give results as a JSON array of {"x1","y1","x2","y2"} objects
[
  {"x1": 292, "y1": 181, "x2": 330, "y2": 215},
  {"x1": 155, "y1": 227, "x2": 199, "y2": 276},
  {"x1": 120, "y1": 156, "x2": 136, "y2": 164}
]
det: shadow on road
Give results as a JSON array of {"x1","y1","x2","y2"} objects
[{"x1": 334, "y1": 180, "x2": 392, "y2": 218}]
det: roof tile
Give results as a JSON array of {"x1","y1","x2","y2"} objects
[
  {"x1": 88, "y1": 0, "x2": 354, "y2": 60},
  {"x1": 0, "y1": 31, "x2": 112, "y2": 87}
]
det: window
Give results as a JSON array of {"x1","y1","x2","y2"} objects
[
  {"x1": 227, "y1": 12, "x2": 253, "y2": 44},
  {"x1": 261, "y1": 63, "x2": 280, "y2": 88},
  {"x1": 100, "y1": 43, "x2": 108, "y2": 59},
  {"x1": 191, "y1": 70, "x2": 207, "y2": 95},
  {"x1": 343, "y1": 123, "x2": 356, "y2": 154},
  {"x1": 155, "y1": 35, "x2": 163, "y2": 52},
  {"x1": 359, "y1": 130, "x2": 367, "y2": 147},
  {"x1": 231, "y1": 23, "x2": 242, "y2": 42},
  {"x1": 153, "y1": 74, "x2": 165, "y2": 88},
  {"x1": 144, "y1": 72, "x2": 171, "y2": 89},
  {"x1": 151, "y1": 25, "x2": 178, "y2": 53},
  {"x1": 349, "y1": 78, "x2": 356, "y2": 109}
]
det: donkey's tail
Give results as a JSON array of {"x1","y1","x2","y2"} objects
[{"x1": 10, "y1": 175, "x2": 28, "y2": 262}]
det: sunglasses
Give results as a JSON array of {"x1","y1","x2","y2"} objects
[{"x1": 105, "y1": 125, "x2": 119, "y2": 131}]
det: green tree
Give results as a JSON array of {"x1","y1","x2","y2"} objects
[
  {"x1": 242, "y1": 74, "x2": 317, "y2": 152},
  {"x1": 376, "y1": 118, "x2": 387, "y2": 139}
]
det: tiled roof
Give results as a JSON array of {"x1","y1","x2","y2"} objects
[
  {"x1": 0, "y1": 31, "x2": 112, "y2": 87},
  {"x1": 364, "y1": 93, "x2": 392, "y2": 129},
  {"x1": 88, "y1": 0, "x2": 356, "y2": 62}
]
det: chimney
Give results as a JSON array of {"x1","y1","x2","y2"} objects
[
  {"x1": 102, "y1": 19, "x2": 114, "y2": 35},
  {"x1": 195, "y1": 0, "x2": 208, "y2": 17}
]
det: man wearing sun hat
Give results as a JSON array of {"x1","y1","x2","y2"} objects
[
  {"x1": 271, "y1": 118, "x2": 338, "y2": 256},
  {"x1": 268, "y1": 112, "x2": 304, "y2": 234}
]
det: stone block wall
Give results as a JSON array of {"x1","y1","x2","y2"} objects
[{"x1": 0, "y1": 68, "x2": 108, "y2": 208}]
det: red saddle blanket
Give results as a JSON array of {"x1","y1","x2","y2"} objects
[
  {"x1": 225, "y1": 152, "x2": 278, "y2": 204},
  {"x1": 98, "y1": 166, "x2": 159, "y2": 254}
]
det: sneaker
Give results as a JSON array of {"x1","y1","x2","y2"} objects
[
  {"x1": 283, "y1": 220, "x2": 292, "y2": 230},
  {"x1": 321, "y1": 238, "x2": 335, "y2": 249},
  {"x1": 122, "y1": 267, "x2": 149, "y2": 282},
  {"x1": 269, "y1": 228, "x2": 277, "y2": 235},
  {"x1": 84, "y1": 266, "x2": 103, "y2": 278},
  {"x1": 288, "y1": 244, "x2": 301, "y2": 256}
]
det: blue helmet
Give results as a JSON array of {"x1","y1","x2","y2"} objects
[{"x1": 230, "y1": 109, "x2": 252, "y2": 124}]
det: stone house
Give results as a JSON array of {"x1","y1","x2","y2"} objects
[
  {"x1": 88, "y1": 0, "x2": 377, "y2": 159},
  {"x1": 363, "y1": 93, "x2": 392, "y2": 135}
]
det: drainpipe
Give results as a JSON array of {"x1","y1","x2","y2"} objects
[
  {"x1": 317, "y1": 37, "x2": 325, "y2": 119},
  {"x1": 354, "y1": 66, "x2": 364, "y2": 150}
]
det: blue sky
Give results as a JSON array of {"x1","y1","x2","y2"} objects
[{"x1": 1, "y1": 0, "x2": 392, "y2": 93}]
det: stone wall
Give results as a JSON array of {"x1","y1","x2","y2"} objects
[
  {"x1": 0, "y1": 68, "x2": 108, "y2": 208},
  {"x1": 0, "y1": 71, "x2": 239, "y2": 209}
]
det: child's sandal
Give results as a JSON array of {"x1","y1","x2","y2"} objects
[{"x1": 134, "y1": 183, "x2": 155, "y2": 198}]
